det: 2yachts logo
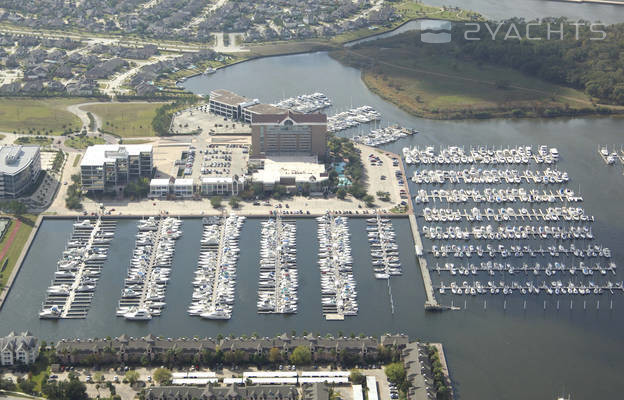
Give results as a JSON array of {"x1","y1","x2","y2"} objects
[{"x1": 420, "y1": 20, "x2": 608, "y2": 43}]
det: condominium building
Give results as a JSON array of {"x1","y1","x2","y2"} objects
[
  {"x1": 209, "y1": 89, "x2": 283, "y2": 123},
  {"x1": 0, "y1": 145, "x2": 41, "y2": 198},
  {"x1": 81, "y1": 144, "x2": 153, "y2": 192},
  {"x1": 0, "y1": 331, "x2": 39, "y2": 366},
  {"x1": 251, "y1": 111, "x2": 327, "y2": 160}
]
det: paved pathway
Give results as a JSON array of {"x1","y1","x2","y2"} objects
[{"x1": 0, "y1": 219, "x2": 21, "y2": 261}]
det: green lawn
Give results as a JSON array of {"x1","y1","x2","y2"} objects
[
  {"x1": 82, "y1": 102, "x2": 166, "y2": 137},
  {"x1": 73, "y1": 154, "x2": 82, "y2": 167},
  {"x1": 65, "y1": 135, "x2": 106, "y2": 150},
  {"x1": 14, "y1": 136, "x2": 54, "y2": 146},
  {"x1": 0, "y1": 97, "x2": 87, "y2": 135},
  {"x1": 0, "y1": 215, "x2": 36, "y2": 289}
]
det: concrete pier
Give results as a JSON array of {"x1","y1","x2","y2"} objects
[{"x1": 409, "y1": 213, "x2": 440, "y2": 310}]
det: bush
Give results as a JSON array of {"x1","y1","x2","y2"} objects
[{"x1": 210, "y1": 196, "x2": 222, "y2": 208}]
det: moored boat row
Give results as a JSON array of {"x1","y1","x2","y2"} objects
[
  {"x1": 367, "y1": 214, "x2": 402, "y2": 279},
  {"x1": 116, "y1": 217, "x2": 183, "y2": 321},
  {"x1": 257, "y1": 214, "x2": 298, "y2": 314},
  {"x1": 403, "y1": 145, "x2": 559, "y2": 165},
  {"x1": 40, "y1": 217, "x2": 117, "y2": 319},
  {"x1": 188, "y1": 215, "x2": 245, "y2": 320},
  {"x1": 317, "y1": 213, "x2": 358, "y2": 319}
]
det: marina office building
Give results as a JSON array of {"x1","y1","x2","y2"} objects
[
  {"x1": 81, "y1": 144, "x2": 153, "y2": 192},
  {"x1": 209, "y1": 89, "x2": 283, "y2": 123},
  {"x1": 0, "y1": 145, "x2": 41, "y2": 198}
]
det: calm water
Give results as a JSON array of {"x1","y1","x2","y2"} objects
[
  {"x1": 423, "y1": 0, "x2": 624, "y2": 24},
  {"x1": 3, "y1": 52, "x2": 624, "y2": 400}
]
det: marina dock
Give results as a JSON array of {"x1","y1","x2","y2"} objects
[
  {"x1": 317, "y1": 213, "x2": 358, "y2": 319},
  {"x1": 258, "y1": 213, "x2": 298, "y2": 314},
  {"x1": 40, "y1": 217, "x2": 117, "y2": 319},
  {"x1": 188, "y1": 215, "x2": 244, "y2": 319},
  {"x1": 408, "y1": 213, "x2": 441, "y2": 310},
  {"x1": 117, "y1": 217, "x2": 182, "y2": 320}
]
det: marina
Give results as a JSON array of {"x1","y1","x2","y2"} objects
[
  {"x1": 317, "y1": 213, "x2": 358, "y2": 319},
  {"x1": 188, "y1": 214, "x2": 245, "y2": 320},
  {"x1": 431, "y1": 261, "x2": 616, "y2": 276},
  {"x1": 367, "y1": 214, "x2": 402, "y2": 279},
  {"x1": 414, "y1": 188, "x2": 583, "y2": 204},
  {"x1": 429, "y1": 243, "x2": 612, "y2": 258},
  {"x1": 422, "y1": 224, "x2": 594, "y2": 240},
  {"x1": 271, "y1": 92, "x2": 332, "y2": 113},
  {"x1": 598, "y1": 145, "x2": 624, "y2": 165},
  {"x1": 403, "y1": 145, "x2": 559, "y2": 165},
  {"x1": 327, "y1": 106, "x2": 381, "y2": 133},
  {"x1": 40, "y1": 217, "x2": 117, "y2": 319},
  {"x1": 257, "y1": 214, "x2": 298, "y2": 314},
  {"x1": 436, "y1": 280, "x2": 624, "y2": 296},
  {"x1": 116, "y1": 217, "x2": 183, "y2": 321},
  {"x1": 421, "y1": 206, "x2": 593, "y2": 222},
  {"x1": 352, "y1": 125, "x2": 417, "y2": 147},
  {"x1": 411, "y1": 168, "x2": 569, "y2": 184}
]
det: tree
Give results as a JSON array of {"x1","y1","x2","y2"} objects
[
  {"x1": 384, "y1": 362, "x2": 406, "y2": 386},
  {"x1": 210, "y1": 196, "x2": 222, "y2": 208},
  {"x1": 349, "y1": 369, "x2": 366, "y2": 385},
  {"x1": 289, "y1": 346, "x2": 312, "y2": 366},
  {"x1": 17, "y1": 378, "x2": 35, "y2": 394},
  {"x1": 363, "y1": 194, "x2": 375, "y2": 207},
  {"x1": 3, "y1": 200, "x2": 27, "y2": 216},
  {"x1": 336, "y1": 188, "x2": 347, "y2": 199},
  {"x1": 268, "y1": 347, "x2": 282, "y2": 364},
  {"x1": 125, "y1": 370, "x2": 140, "y2": 385},
  {"x1": 229, "y1": 196, "x2": 240, "y2": 209},
  {"x1": 153, "y1": 368, "x2": 172, "y2": 385}
]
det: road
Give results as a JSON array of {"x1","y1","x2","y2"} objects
[{"x1": 101, "y1": 54, "x2": 175, "y2": 97}]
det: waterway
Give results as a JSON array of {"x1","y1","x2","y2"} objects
[
  {"x1": 3, "y1": 51, "x2": 624, "y2": 400},
  {"x1": 423, "y1": 0, "x2": 624, "y2": 24}
]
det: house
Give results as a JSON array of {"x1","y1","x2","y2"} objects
[
  {"x1": 145, "y1": 384, "x2": 300, "y2": 400},
  {"x1": 55, "y1": 334, "x2": 407, "y2": 366},
  {"x1": 0, "y1": 331, "x2": 39, "y2": 366}
]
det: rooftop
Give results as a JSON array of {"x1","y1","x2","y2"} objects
[
  {"x1": 252, "y1": 156, "x2": 327, "y2": 185},
  {"x1": 81, "y1": 144, "x2": 153, "y2": 167},
  {"x1": 246, "y1": 103, "x2": 285, "y2": 115},
  {"x1": 252, "y1": 110, "x2": 327, "y2": 125},
  {"x1": 210, "y1": 89, "x2": 255, "y2": 107},
  {"x1": 0, "y1": 145, "x2": 39, "y2": 176}
]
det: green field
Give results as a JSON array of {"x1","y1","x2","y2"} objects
[
  {"x1": 83, "y1": 102, "x2": 166, "y2": 137},
  {"x1": 0, "y1": 215, "x2": 36, "y2": 289},
  {"x1": 72, "y1": 154, "x2": 82, "y2": 167},
  {"x1": 65, "y1": 135, "x2": 106, "y2": 150},
  {"x1": 0, "y1": 98, "x2": 86, "y2": 135},
  {"x1": 14, "y1": 136, "x2": 54, "y2": 146},
  {"x1": 332, "y1": 43, "x2": 594, "y2": 119}
]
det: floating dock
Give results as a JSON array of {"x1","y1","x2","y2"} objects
[
  {"x1": 258, "y1": 213, "x2": 298, "y2": 314},
  {"x1": 40, "y1": 217, "x2": 117, "y2": 319},
  {"x1": 188, "y1": 215, "x2": 244, "y2": 319}
]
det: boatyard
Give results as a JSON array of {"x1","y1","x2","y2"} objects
[
  {"x1": 257, "y1": 214, "x2": 298, "y2": 314},
  {"x1": 189, "y1": 214, "x2": 245, "y2": 320},
  {"x1": 116, "y1": 217, "x2": 183, "y2": 321},
  {"x1": 40, "y1": 217, "x2": 117, "y2": 319}
]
